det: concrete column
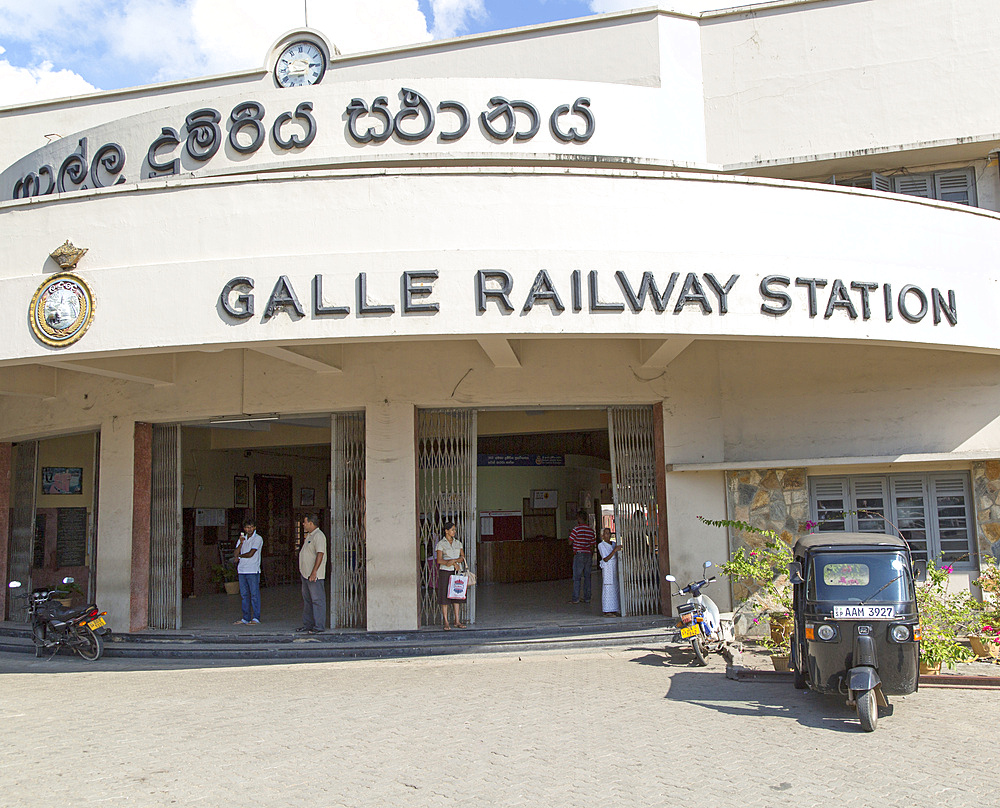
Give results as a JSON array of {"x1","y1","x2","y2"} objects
[
  {"x1": 365, "y1": 401, "x2": 418, "y2": 631},
  {"x1": 130, "y1": 423, "x2": 152, "y2": 632},
  {"x1": 665, "y1": 469, "x2": 731, "y2": 610},
  {"x1": 0, "y1": 442, "x2": 11, "y2": 620},
  {"x1": 95, "y1": 416, "x2": 136, "y2": 633}
]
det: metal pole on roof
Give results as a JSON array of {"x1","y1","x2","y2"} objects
[{"x1": 304, "y1": 0, "x2": 309, "y2": 28}]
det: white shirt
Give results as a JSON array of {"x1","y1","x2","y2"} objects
[{"x1": 237, "y1": 531, "x2": 263, "y2": 574}]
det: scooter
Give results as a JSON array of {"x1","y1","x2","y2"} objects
[
  {"x1": 665, "y1": 561, "x2": 737, "y2": 665},
  {"x1": 7, "y1": 577, "x2": 111, "y2": 660}
]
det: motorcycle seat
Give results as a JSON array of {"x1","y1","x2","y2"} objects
[{"x1": 43, "y1": 601, "x2": 94, "y2": 621}]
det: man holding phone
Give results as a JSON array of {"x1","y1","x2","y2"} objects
[{"x1": 234, "y1": 520, "x2": 263, "y2": 625}]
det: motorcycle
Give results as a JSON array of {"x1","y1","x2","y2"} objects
[
  {"x1": 665, "y1": 561, "x2": 737, "y2": 665},
  {"x1": 7, "y1": 577, "x2": 111, "y2": 660}
]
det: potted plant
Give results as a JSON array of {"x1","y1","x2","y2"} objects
[
  {"x1": 53, "y1": 580, "x2": 84, "y2": 607},
  {"x1": 700, "y1": 516, "x2": 793, "y2": 643},
  {"x1": 915, "y1": 559, "x2": 977, "y2": 673},
  {"x1": 210, "y1": 564, "x2": 240, "y2": 595},
  {"x1": 970, "y1": 558, "x2": 1000, "y2": 660}
]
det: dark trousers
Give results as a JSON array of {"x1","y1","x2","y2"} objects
[
  {"x1": 300, "y1": 576, "x2": 327, "y2": 630},
  {"x1": 572, "y1": 552, "x2": 592, "y2": 602}
]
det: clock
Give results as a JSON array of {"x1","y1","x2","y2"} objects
[{"x1": 274, "y1": 40, "x2": 326, "y2": 88}]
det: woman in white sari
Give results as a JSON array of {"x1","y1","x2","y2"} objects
[{"x1": 598, "y1": 527, "x2": 620, "y2": 616}]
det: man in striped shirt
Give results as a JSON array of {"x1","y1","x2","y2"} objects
[{"x1": 569, "y1": 511, "x2": 596, "y2": 604}]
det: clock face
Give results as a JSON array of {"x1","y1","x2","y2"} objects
[{"x1": 274, "y1": 41, "x2": 326, "y2": 88}]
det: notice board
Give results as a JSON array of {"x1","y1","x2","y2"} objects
[{"x1": 480, "y1": 511, "x2": 522, "y2": 542}]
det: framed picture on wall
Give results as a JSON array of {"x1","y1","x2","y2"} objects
[
  {"x1": 233, "y1": 475, "x2": 249, "y2": 508},
  {"x1": 41, "y1": 467, "x2": 83, "y2": 495},
  {"x1": 300, "y1": 487, "x2": 315, "y2": 507}
]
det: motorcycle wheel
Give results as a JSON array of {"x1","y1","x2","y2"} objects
[
  {"x1": 856, "y1": 688, "x2": 878, "y2": 732},
  {"x1": 31, "y1": 622, "x2": 46, "y2": 658},
  {"x1": 74, "y1": 626, "x2": 103, "y2": 661},
  {"x1": 691, "y1": 636, "x2": 708, "y2": 666}
]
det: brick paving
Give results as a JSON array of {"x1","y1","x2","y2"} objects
[{"x1": 0, "y1": 645, "x2": 994, "y2": 807}]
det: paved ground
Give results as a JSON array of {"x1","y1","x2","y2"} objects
[{"x1": 0, "y1": 643, "x2": 994, "y2": 807}]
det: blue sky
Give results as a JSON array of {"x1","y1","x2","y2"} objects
[{"x1": 0, "y1": 1, "x2": 715, "y2": 105}]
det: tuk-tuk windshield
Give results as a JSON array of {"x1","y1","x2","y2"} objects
[{"x1": 807, "y1": 551, "x2": 912, "y2": 603}]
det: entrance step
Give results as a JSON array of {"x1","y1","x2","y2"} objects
[{"x1": 0, "y1": 617, "x2": 672, "y2": 660}]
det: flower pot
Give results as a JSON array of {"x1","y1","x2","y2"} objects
[
  {"x1": 919, "y1": 661, "x2": 941, "y2": 675},
  {"x1": 56, "y1": 597, "x2": 72, "y2": 607},
  {"x1": 769, "y1": 614, "x2": 793, "y2": 647},
  {"x1": 969, "y1": 636, "x2": 1000, "y2": 660},
  {"x1": 224, "y1": 581, "x2": 240, "y2": 595},
  {"x1": 770, "y1": 654, "x2": 791, "y2": 672}
]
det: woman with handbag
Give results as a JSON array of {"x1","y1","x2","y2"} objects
[{"x1": 435, "y1": 521, "x2": 467, "y2": 630}]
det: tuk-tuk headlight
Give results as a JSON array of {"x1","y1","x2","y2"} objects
[
  {"x1": 816, "y1": 623, "x2": 837, "y2": 642},
  {"x1": 890, "y1": 624, "x2": 912, "y2": 643}
]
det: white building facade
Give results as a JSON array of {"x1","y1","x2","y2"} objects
[{"x1": 2, "y1": 1, "x2": 998, "y2": 633}]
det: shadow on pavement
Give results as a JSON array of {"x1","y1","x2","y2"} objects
[
  {"x1": 628, "y1": 654, "x2": 867, "y2": 733},
  {"x1": 669, "y1": 672, "x2": 863, "y2": 732},
  {"x1": 627, "y1": 646, "x2": 702, "y2": 667}
]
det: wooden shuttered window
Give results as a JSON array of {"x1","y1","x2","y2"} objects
[
  {"x1": 809, "y1": 472, "x2": 975, "y2": 569},
  {"x1": 893, "y1": 168, "x2": 976, "y2": 206}
]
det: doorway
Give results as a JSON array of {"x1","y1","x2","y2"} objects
[
  {"x1": 5, "y1": 433, "x2": 100, "y2": 622},
  {"x1": 148, "y1": 412, "x2": 366, "y2": 631},
  {"x1": 416, "y1": 406, "x2": 664, "y2": 629}
]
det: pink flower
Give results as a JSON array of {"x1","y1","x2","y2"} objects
[{"x1": 943, "y1": 565, "x2": 953, "y2": 574}]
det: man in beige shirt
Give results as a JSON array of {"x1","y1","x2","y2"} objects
[{"x1": 296, "y1": 513, "x2": 327, "y2": 633}]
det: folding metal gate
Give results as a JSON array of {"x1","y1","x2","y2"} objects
[
  {"x1": 7, "y1": 441, "x2": 38, "y2": 623},
  {"x1": 330, "y1": 411, "x2": 366, "y2": 629},
  {"x1": 417, "y1": 409, "x2": 477, "y2": 626},
  {"x1": 149, "y1": 424, "x2": 181, "y2": 629},
  {"x1": 608, "y1": 406, "x2": 661, "y2": 617}
]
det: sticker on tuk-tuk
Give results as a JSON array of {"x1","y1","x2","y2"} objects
[{"x1": 823, "y1": 563, "x2": 870, "y2": 587}]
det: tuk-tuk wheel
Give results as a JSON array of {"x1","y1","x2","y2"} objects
[
  {"x1": 793, "y1": 666, "x2": 807, "y2": 690},
  {"x1": 791, "y1": 646, "x2": 807, "y2": 689},
  {"x1": 857, "y1": 689, "x2": 878, "y2": 732}
]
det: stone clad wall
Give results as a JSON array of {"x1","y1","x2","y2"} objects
[
  {"x1": 972, "y1": 461, "x2": 1000, "y2": 562},
  {"x1": 725, "y1": 468, "x2": 809, "y2": 555}
]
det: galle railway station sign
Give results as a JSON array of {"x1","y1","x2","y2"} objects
[
  {"x1": 0, "y1": 71, "x2": 969, "y2": 358},
  {"x1": 221, "y1": 270, "x2": 958, "y2": 327}
]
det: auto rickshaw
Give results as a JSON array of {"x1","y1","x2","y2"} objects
[{"x1": 788, "y1": 532, "x2": 926, "y2": 732}]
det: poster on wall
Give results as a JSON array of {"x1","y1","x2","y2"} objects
[
  {"x1": 41, "y1": 467, "x2": 82, "y2": 495},
  {"x1": 195, "y1": 508, "x2": 226, "y2": 527},
  {"x1": 531, "y1": 489, "x2": 558, "y2": 509}
]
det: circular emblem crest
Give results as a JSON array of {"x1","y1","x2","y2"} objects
[{"x1": 29, "y1": 273, "x2": 95, "y2": 347}]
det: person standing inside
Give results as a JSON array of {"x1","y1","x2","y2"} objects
[
  {"x1": 296, "y1": 513, "x2": 327, "y2": 634},
  {"x1": 435, "y1": 521, "x2": 467, "y2": 630},
  {"x1": 234, "y1": 520, "x2": 263, "y2": 625},
  {"x1": 569, "y1": 510, "x2": 596, "y2": 604},
  {"x1": 598, "y1": 526, "x2": 620, "y2": 616}
]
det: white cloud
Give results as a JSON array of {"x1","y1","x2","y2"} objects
[
  {"x1": 427, "y1": 0, "x2": 487, "y2": 39},
  {"x1": 0, "y1": 47, "x2": 98, "y2": 105},
  {"x1": 187, "y1": 0, "x2": 432, "y2": 77},
  {"x1": 0, "y1": 0, "x2": 434, "y2": 102}
]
